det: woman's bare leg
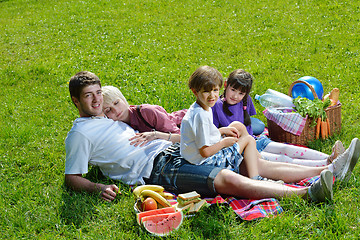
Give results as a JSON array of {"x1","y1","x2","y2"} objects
[
  {"x1": 213, "y1": 169, "x2": 308, "y2": 199},
  {"x1": 257, "y1": 158, "x2": 327, "y2": 183}
]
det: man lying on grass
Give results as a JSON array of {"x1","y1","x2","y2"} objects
[{"x1": 64, "y1": 71, "x2": 360, "y2": 203}]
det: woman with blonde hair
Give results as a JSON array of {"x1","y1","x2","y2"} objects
[{"x1": 102, "y1": 86, "x2": 187, "y2": 146}]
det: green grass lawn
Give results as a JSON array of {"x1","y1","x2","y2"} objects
[{"x1": 1, "y1": 0, "x2": 360, "y2": 238}]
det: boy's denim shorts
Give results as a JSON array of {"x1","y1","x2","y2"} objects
[
  {"x1": 145, "y1": 143, "x2": 223, "y2": 197},
  {"x1": 256, "y1": 136, "x2": 272, "y2": 152},
  {"x1": 201, "y1": 143, "x2": 243, "y2": 173}
]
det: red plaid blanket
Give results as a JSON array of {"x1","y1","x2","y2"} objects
[
  {"x1": 203, "y1": 175, "x2": 320, "y2": 221},
  {"x1": 205, "y1": 196, "x2": 283, "y2": 221}
]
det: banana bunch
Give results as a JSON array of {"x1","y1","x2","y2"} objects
[{"x1": 133, "y1": 185, "x2": 174, "y2": 208}]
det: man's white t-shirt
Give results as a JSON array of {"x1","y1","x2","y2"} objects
[
  {"x1": 65, "y1": 117, "x2": 172, "y2": 185},
  {"x1": 180, "y1": 102, "x2": 221, "y2": 165}
]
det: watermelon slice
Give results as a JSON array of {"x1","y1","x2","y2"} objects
[
  {"x1": 142, "y1": 211, "x2": 183, "y2": 236},
  {"x1": 141, "y1": 212, "x2": 173, "y2": 223},
  {"x1": 136, "y1": 207, "x2": 175, "y2": 225}
]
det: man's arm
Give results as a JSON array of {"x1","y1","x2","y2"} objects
[{"x1": 65, "y1": 174, "x2": 120, "y2": 202}]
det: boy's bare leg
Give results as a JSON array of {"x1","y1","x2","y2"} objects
[
  {"x1": 226, "y1": 121, "x2": 261, "y2": 178},
  {"x1": 236, "y1": 135, "x2": 260, "y2": 178},
  {"x1": 228, "y1": 121, "x2": 249, "y2": 138}
]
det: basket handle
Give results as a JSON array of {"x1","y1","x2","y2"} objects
[{"x1": 288, "y1": 80, "x2": 318, "y2": 99}]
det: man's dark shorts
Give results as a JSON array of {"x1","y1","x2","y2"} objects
[{"x1": 145, "y1": 143, "x2": 223, "y2": 197}]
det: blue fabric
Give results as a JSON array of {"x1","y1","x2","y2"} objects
[
  {"x1": 251, "y1": 117, "x2": 265, "y2": 136},
  {"x1": 256, "y1": 135, "x2": 272, "y2": 152},
  {"x1": 201, "y1": 143, "x2": 243, "y2": 173}
]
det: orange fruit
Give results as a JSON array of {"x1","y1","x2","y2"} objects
[{"x1": 142, "y1": 197, "x2": 158, "y2": 211}]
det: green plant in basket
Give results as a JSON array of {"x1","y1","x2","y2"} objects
[
  {"x1": 293, "y1": 97, "x2": 332, "y2": 139},
  {"x1": 292, "y1": 97, "x2": 331, "y2": 126}
]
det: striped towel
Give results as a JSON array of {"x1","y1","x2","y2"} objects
[{"x1": 263, "y1": 107, "x2": 307, "y2": 136}]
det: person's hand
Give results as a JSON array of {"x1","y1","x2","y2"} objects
[
  {"x1": 220, "y1": 127, "x2": 239, "y2": 138},
  {"x1": 129, "y1": 132, "x2": 156, "y2": 147},
  {"x1": 98, "y1": 184, "x2": 120, "y2": 202},
  {"x1": 220, "y1": 137, "x2": 239, "y2": 148}
]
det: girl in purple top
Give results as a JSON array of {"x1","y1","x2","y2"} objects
[
  {"x1": 102, "y1": 86, "x2": 186, "y2": 146},
  {"x1": 213, "y1": 88, "x2": 257, "y2": 135},
  {"x1": 212, "y1": 69, "x2": 344, "y2": 167}
]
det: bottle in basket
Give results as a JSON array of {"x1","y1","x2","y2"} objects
[{"x1": 255, "y1": 89, "x2": 295, "y2": 108}]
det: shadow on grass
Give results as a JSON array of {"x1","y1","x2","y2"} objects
[
  {"x1": 187, "y1": 203, "x2": 244, "y2": 239},
  {"x1": 59, "y1": 166, "x2": 130, "y2": 227}
]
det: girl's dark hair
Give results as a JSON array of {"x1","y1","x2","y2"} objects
[{"x1": 222, "y1": 69, "x2": 253, "y2": 126}]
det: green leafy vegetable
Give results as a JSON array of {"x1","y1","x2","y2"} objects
[{"x1": 293, "y1": 97, "x2": 331, "y2": 127}]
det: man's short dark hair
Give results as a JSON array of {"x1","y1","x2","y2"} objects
[{"x1": 69, "y1": 71, "x2": 101, "y2": 102}]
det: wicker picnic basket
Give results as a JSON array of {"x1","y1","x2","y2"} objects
[{"x1": 266, "y1": 80, "x2": 341, "y2": 145}]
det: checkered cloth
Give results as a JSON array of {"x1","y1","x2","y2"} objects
[
  {"x1": 263, "y1": 107, "x2": 307, "y2": 136},
  {"x1": 201, "y1": 176, "x2": 318, "y2": 221},
  {"x1": 205, "y1": 196, "x2": 283, "y2": 221}
]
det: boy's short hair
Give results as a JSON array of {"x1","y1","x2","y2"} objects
[
  {"x1": 188, "y1": 66, "x2": 223, "y2": 92},
  {"x1": 69, "y1": 71, "x2": 101, "y2": 101},
  {"x1": 102, "y1": 86, "x2": 129, "y2": 107}
]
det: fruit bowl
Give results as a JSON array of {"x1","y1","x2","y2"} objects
[
  {"x1": 134, "y1": 200, "x2": 183, "y2": 237},
  {"x1": 134, "y1": 199, "x2": 141, "y2": 214}
]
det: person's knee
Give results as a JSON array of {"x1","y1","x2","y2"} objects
[
  {"x1": 237, "y1": 134, "x2": 256, "y2": 150},
  {"x1": 214, "y1": 169, "x2": 249, "y2": 195},
  {"x1": 245, "y1": 135, "x2": 256, "y2": 145},
  {"x1": 230, "y1": 121, "x2": 247, "y2": 133},
  {"x1": 215, "y1": 169, "x2": 241, "y2": 188}
]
